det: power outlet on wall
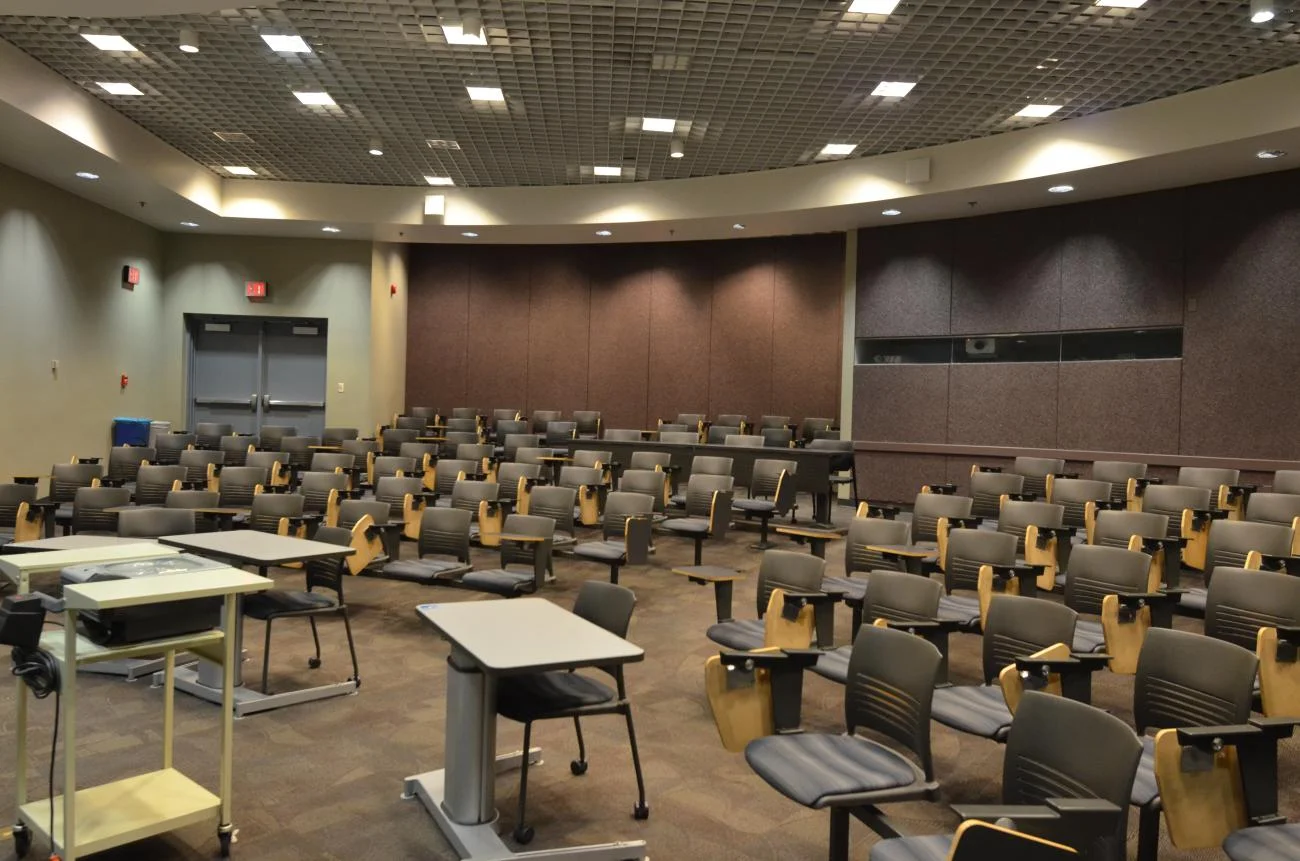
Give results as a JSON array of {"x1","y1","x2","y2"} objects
[{"x1": 337, "y1": 382, "x2": 345, "y2": 393}]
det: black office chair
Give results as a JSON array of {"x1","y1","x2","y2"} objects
[
  {"x1": 241, "y1": 525, "x2": 359, "y2": 696},
  {"x1": 572, "y1": 491, "x2": 654, "y2": 584},
  {"x1": 661, "y1": 473, "x2": 734, "y2": 565},
  {"x1": 380, "y1": 507, "x2": 474, "y2": 584},
  {"x1": 495, "y1": 580, "x2": 647, "y2": 844}
]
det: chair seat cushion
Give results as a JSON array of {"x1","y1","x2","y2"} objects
[
  {"x1": 663, "y1": 518, "x2": 710, "y2": 535},
  {"x1": 707, "y1": 618, "x2": 765, "y2": 651},
  {"x1": 243, "y1": 589, "x2": 336, "y2": 619},
  {"x1": 1223, "y1": 822, "x2": 1300, "y2": 861},
  {"x1": 1179, "y1": 588, "x2": 1207, "y2": 613},
  {"x1": 1072, "y1": 619, "x2": 1107, "y2": 653},
  {"x1": 54, "y1": 504, "x2": 74, "y2": 524},
  {"x1": 496, "y1": 671, "x2": 615, "y2": 722},
  {"x1": 931, "y1": 685, "x2": 1013, "y2": 741},
  {"x1": 812, "y1": 645, "x2": 851, "y2": 683},
  {"x1": 734, "y1": 498, "x2": 776, "y2": 514},
  {"x1": 937, "y1": 594, "x2": 981, "y2": 627},
  {"x1": 1132, "y1": 735, "x2": 1159, "y2": 806},
  {"x1": 869, "y1": 834, "x2": 955, "y2": 861},
  {"x1": 745, "y1": 733, "x2": 922, "y2": 808},
  {"x1": 460, "y1": 568, "x2": 534, "y2": 595},
  {"x1": 551, "y1": 533, "x2": 576, "y2": 549},
  {"x1": 573, "y1": 541, "x2": 627, "y2": 562},
  {"x1": 822, "y1": 575, "x2": 867, "y2": 602},
  {"x1": 380, "y1": 558, "x2": 471, "y2": 583}
]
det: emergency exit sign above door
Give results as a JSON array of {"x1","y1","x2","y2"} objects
[{"x1": 245, "y1": 281, "x2": 268, "y2": 302}]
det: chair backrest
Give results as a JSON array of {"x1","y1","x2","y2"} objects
[
  {"x1": 165, "y1": 489, "x2": 219, "y2": 509},
  {"x1": 1099, "y1": 509, "x2": 1169, "y2": 548},
  {"x1": 572, "y1": 450, "x2": 612, "y2": 471},
  {"x1": 674, "y1": 413, "x2": 705, "y2": 428},
  {"x1": 798, "y1": 417, "x2": 835, "y2": 442},
  {"x1": 499, "y1": 513, "x2": 554, "y2": 576},
  {"x1": 911, "y1": 492, "x2": 974, "y2": 543},
  {"x1": 715, "y1": 414, "x2": 747, "y2": 431},
  {"x1": 497, "y1": 462, "x2": 542, "y2": 502},
  {"x1": 515, "y1": 446, "x2": 549, "y2": 466},
  {"x1": 322, "y1": 427, "x2": 358, "y2": 445},
  {"x1": 154, "y1": 433, "x2": 195, "y2": 464},
  {"x1": 527, "y1": 486, "x2": 577, "y2": 535},
  {"x1": 339, "y1": 498, "x2": 391, "y2": 529},
  {"x1": 1050, "y1": 478, "x2": 1112, "y2": 528},
  {"x1": 71, "y1": 486, "x2": 131, "y2": 533},
  {"x1": 1177, "y1": 466, "x2": 1240, "y2": 491},
  {"x1": 257, "y1": 426, "x2": 295, "y2": 451},
  {"x1": 493, "y1": 408, "x2": 521, "y2": 424},
  {"x1": 0, "y1": 484, "x2": 36, "y2": 529},
  {"x1": 194, "y1": 422, "x2": 232, "y2": 449},
  {"x1": 303, "y1": 525, "x2": 353, "y2": 594},
  {"x1": 178, "y1": 449, "x2": 224, "y2": 484},
  {"x1": 684, "y1": 473, "x2": 734, "y2": 518},
  {"x1": 219, "y1": 436, "x2": 253, "y2": 466},
  {"x1": 545, "y1": 421, "x2": 578, "y2": 445},
  {"x1": 456, "y1": 443, "x2": 495, "y2": 463},
  {"x1": 945, "y1": 528, "x2": 1018, "y2": 592},
  {"x1": 1001, "y1": 692, "x2": 1141, "y2": 860},
  {"x1": 436, "y1": 458, "x2": 479, "y2": 497},
  {"x1": 135, "y1": 465, "x2": 185, "y2": 505},
  {"x1": 450, "y1": 479, "x2": 498, "y2": 514},
  {"x1": 760, "y1": 427, "x2": 793, "y2": 448},
  {"x1": 341, "y1": 438, "x2": 379, "y2": 458},
  {"x1": 1092, "y1": 460, "x2": 1148, "y2": 505},
  {"x1": 245, "y1": 450, "x2": 285, "y2": 476},
  {"x1": 749, "y1": 458, "x2": 796, "y2": 499},
  {"x1": 1142, "y1": 484, "x2": 1211, "y2": 536},
  {"x1": 619, "y1": 470, "x2": 668, "y2": 512},
  {"x1": 451, "y1": 407, "x2": 480, "y2": 421},
  {"x1": 1206, "y1": 519, "x2": 1294, "y2": 580},
  {"x1": 971, "y1": 471, "x2": 1025, "y2": 518},
  {"x1": 531, "y1": 410, "x2": 563, "y2": 433},
  {"x1": 759, "y1": 415, "x2": 789, "y2": 430},
  {"x1": 497, "y1": 419, "x2": 531, "y2": 439},
  {"x1": 107, "y1": 445, "x2": 154, "y2": 483},
  {"x1": 573, "y1": 581, "x2": 636, "y2": 680},
  {"x1": 1013, "y1": 456, "x2": 1066, "y2": 499},
  {"x1": 844, "y1": 624, "x2": 941, "y2": 780},
  {"x1": 603, "y1": 428, "x2": 642, "y2": 442},
  {"x1": 51, "y1": 462, "x2": 103, "y2": 502},
  {"x1": 707, "y1": 425, "x2": 741, "y2": 445},
  {"x1": 382, "y1": 427, "x2": 419, "y2": 455},
  {"x1": 218, "y1": 466, "x2": 267, "y2": 507},
  {"x1": 376, "y1": 476, "x2": 424, "y2": 516},
  {"x1": 845, "y1": 516, "x2": 912, "y2": 576},
  {"x1": 724, "y1": 434, "x2": 764, "y2": 447},
  {"x1": 754, "y1": 550, "x2": 825, "y2": 618},
  {"x1": 807, "y1": 438, "x2": 854, "y2": 473},
  {"x1": 1274, "y1": 470, "x2": 1300, "y2": 495},
  {"x1": 310, "y1": 452, "x2": 354, "y2": 473},
  {"x1": 395, "y1": 415, "x2": 428, "y2": 432},
  {"x1": 417, "y1": 506, "x2": 472, "y2": 561},
  {"x1": 1205, "y1": 567, "x2": 1300, "y2": 650},
  {"x1": 1246, "y1": 492, "x2": 1300, "y2": 529},
  {"x1": 628, "y1": 451, "x2": 671, "y2": 471},
  {"x1": 691, "y1": 455, "x2": 734, "y2": 476},
  {"x1": 659, "y1": 431, "x2": 698, "y2": 444},
  {"x1": 279, "y1": 436, "x2": 319, "y2": 470},
  {"x1": 1062, "y1": 544, "x2": 1152, "y2": 616},
  {"x1": 375, "y1": 455, "x2": 417, "y2": 481},
  {"x1": 996, "y1": 500, "x2": 1065, "y2": 553},
  {"x1": 408, "y1": 406, "x2": 439, "y2": 419},
  {"x1": 249, "y1": 492, "x2": 305, "y2": 532},
  {"x1": 299, "y1": 470, "x2": 347, "y2": 513},
  {"x1": 864, "y1": 571, "x2": 942, "y2": 623},
  {"x1": 982, "y1": 595, "x2": 1078, "y2": 685},
  {"x1": 1134, "y1": 627, "x2": 1257, "y2": 733},
  {"x1": 600, "y1": 491, "x2": 655, "y2": 540},
  {"x1": 445, "y1": 418, "x2": 479, "y2": 436},
  {"x1": 118, "y1": 506, "x2": 195, "y2": 538},
  {"x1": 573, "y1": 410, "x2": 602, "y2": 436}
]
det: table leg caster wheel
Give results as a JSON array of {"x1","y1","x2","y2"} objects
[
  {"x1": 513, "y1": 825, "x2": 535, "y2": 845},
  {"x1": 308, "y1": 658, "x2": 321, "y2": 669},
  {"x1": 633, "y1": 803, "x2": 650, "y2": 820},
  {"x1": 570, "y1": 759, "x2": 588, "y2": 775},
  {"x1": 13, "y1": 823, "x2": 30, "y2": 858}
]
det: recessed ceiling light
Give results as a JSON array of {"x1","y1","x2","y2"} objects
[
  {"x1": 97, "y1": 82, "x2": 143, "y2": 96},
  {"x1": 368, "y1": 139, "x2": 384, "y2": 156},
  {"x1": 426, "y1": 139, "x2": 462, "y2": 150},
  {"x1": 1257, "y1": 149, "x2": 1286, "y2": 159},
  {"x1": 321, "y1": 226, "x2": 341, "y2": 233},
  {"x1": 294, "y1": 91, "x2": 335, "y2": 106},
  {"x1": 466, "y1": 86, "x2": 505, "y2": 102},
  {"x1": 1048, "y1": 184, "x2": 1075, "y2": 193},
  {"x1": 81, "y1": 34, "x2": 137, "y2": 52},
  {"x1": 670, "y1": 139, "x2": 686, "y2": 158},
  {"x1": 461, "y1": 231, "x2": 479, "y2": 238},
  {"x1": 425, "y1": 176, "x2": 455, "y2": 186},
  {"x1": 1095, "y1": 0, "x2": 1146, "y2": 7},
  {"x1": 819, "y1": 143, "x2": 857, "y2": 157},
  {"x1": 223, "y1": 165, "x2": 257, "y2": 176},
  {"x1": 178, "y1": 28, "x2": 199, "y2": 53},
  {"x1": 1251, "y1": 0, "x2": 1276, "y2": 23},
  {"x1": 261, "y1": 34, "x2": 311, "y2": 53},
  {"x1": 848, "y1": 0, "x2": 900, "y2": 13},
  {"x1": 180, "y1": 221, "x2": 199, "y2": 228},
  {"x1": 871, "y1": 81, "x2": 916, "y2": 98},
  {"x1": 882, "y1": 208, "x2": 902, "y2": 216},
  {"x1": 641, "y1": 117, "x2": 677, "y2": 133},
  {"x1": 75, "y1": 171, "x2": 99, "y2": 180},
  {"x1": 441, "y1": 23, "x2": 488, "y2": 45},
  {"x1": 732, "y1": 223, "x2": 746, "y2": 230},
  {"x1": 595, "y1": 230, "x2": 613, "y2": 237},
  {"x1": 1016, "y1": 104, "x2": 1062, "y2": 118},
  {"x1": 593, "y1": 166, "x2": 624, "y2": 177}
]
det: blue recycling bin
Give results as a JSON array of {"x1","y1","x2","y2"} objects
[{"x1": 112, "y1": 417, "x2": 152, "y2": 447}]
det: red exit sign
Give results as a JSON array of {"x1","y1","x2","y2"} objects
[
  {"x1": 121, "y1": 265, "x2": 141, "y2": 287},
  {"x1": 245, "y1": 281, "x2": 268, "y2": 301}
]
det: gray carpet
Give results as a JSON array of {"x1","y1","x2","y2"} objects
[{"x1": 0, "y1": 503, "x2": 1263, "y2": 860}]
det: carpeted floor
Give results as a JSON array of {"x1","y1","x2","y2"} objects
[{"x1": 0, "y1": 503, "x2": 1269, "y2": 860}]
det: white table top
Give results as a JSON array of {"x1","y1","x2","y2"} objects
[
  {"x1": 10, "y1": 535, "x2": 155, "y2": 551},
  {"x1": 416, "y1": 598, "x2": 644, "y2": 676},
  {"x1": 0, "y1": 543, "x2": 178, "y2": 584},
  {"x1": 157, "y1": 532, "x2": 355, "y2": 566},
  {"x1": 63, "y1": 568, "x2": 273, "y2": 610}
]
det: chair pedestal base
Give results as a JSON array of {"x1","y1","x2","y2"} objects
[{"x1": 158, "y1": 663, "x2": 357, "y2": 717}]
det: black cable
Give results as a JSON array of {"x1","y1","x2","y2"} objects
[{"x1": 10, "y1": 647, "x2": 60, "y2": 860}]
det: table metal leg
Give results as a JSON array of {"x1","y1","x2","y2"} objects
[
  {"x1": 443, "y1": 648, "x2": 497, "y2": 826},
  {"x1": 713, "y1": 581, "x2": 734, "y2": 623}
]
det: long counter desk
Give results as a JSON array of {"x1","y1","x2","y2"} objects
[{"x1": 563, "y1": 439, "x2": 839, "y2": 524}]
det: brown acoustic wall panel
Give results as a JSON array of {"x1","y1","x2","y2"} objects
[
  {"x1": 465, "y1": 251, "x2": 531, "y2": 412},
  {"x1": 853, "y1": 365, "x2": 949, "y2": 443},
  {"x1": 857, "y1": 452, "x2": 948, "y2": 505},
  {"x1": 856, "y1": 221, "x2": 953, "y2": 337},
  {"x1": 585, "y1": 248, "x2": 654, "y2": 431},
  {"x1": 405, "y1": 246, "x2": 469, "y2": 409},
  {"x1": 526, "y1": 251, "x2": 590, "y2": 416},
  {"x1": 647, "y1": 246, "x2": 715, "y2": 422},
  {"x1": 1057, "y1": 359, "x2": 1181, "y2": 454},
  {"x1": 947, "y1": 363, "x2": 1060, "y2": 448},
  {"x1": 709, "y1": 245, "x2": 775, "y2": 423},
  {"x1": 950, "y1": 208, "x2": 1062, "y2": 335},
  {"x1": 771, "y1": 234, "x2": 844, "y2": 419}
]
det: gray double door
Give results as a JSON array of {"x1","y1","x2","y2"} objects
[{"x1": 188, "y1": 316, "x2": 328, "y2": 439}]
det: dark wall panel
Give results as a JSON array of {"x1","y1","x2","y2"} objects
[
  {"x1": 1057, "y1": 360, "x2": 1181, "y2": 454},
  {"x1": 950, "y1": 209, "x2": 1061, "y2": 335},
  {"x1": 405, "y1": 247, "x2": 469, "y2": 409},
  {"x1": 526, "y1": 252, "x2": 589, "y2": 416},
  {"x1": 586, "y1": 249, "x2": 653, "y2": 431},
  {"x1": 856, "y1": 221, "x2": 952, "y2": 338},
  {"x1": 773, "y1": 235, "x2": 844, "y2": 419},
  {"x1": 857, "y1": 452, "x2": 948, "y2": 505},
  {"x1": 647, "y1": 247, "x2": 715, "y2": 422},
  {"x1": 465, "y1": 253, "x2": 531, "y2": 412},
  {"x1": 947, "y1": 363, "x2": 1059, "y2": 448},
  {"x1": 853, "y1": 365, "x2": 948, "y2": 444},
  {"x1": 1058, "y1": 191, "x2": 1185, "y2": 330},
  {"x1": 709, "y1": 247, "x2": 775, "y2": 423}
]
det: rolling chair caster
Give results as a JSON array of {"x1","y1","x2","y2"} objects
[
  {"x1": 12, "y1": 822, "x2": 30, "y2": 858},
  {"x1": 633, "y1": 803, "x2": 650, "y2": 820},
  {"x1": 570, "y1": 759, "x2": 588, "y2": 775},
  {"x1": 513, "y1": 824, "x2": 535, "y2": 845}
]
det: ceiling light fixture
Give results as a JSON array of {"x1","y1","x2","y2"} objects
[
  {"x1": 819, "y1": 143, "x2": 857, "y2": 157},
  {"x1": 641, "y1": 117, "x2": 677, "y2": 133},
  {"x1": 294, "y1": 91, "x2": 335, "y2": 106},
  {"x1": 871, "y1": 81, "x2": 916, "y2": 98},
  {"x1": 882, "y1": 208, "x2": 902, "y2": 216},
  {"x1": 442, "y1": 20, "x2": 487, "y2": 45},
  {"x1": 732, "y1": 223, "x2": 746, "y2": 230},
  {"x1": 848, "y1": 0, "x2": 901, "y2": 13},
  {"x1": 261, "y1": 33, "x2": 311, "y2": 53},
  {"x1": 180, "y1": 221, "x2": 199, "y2": 228},
  {"x1": 81, "y1": 33, "x2": 137, "y2": 52},
  {"x1": 1016, "y1": 103, "x2": 1062, "y2": 118},
  {"x1": 466, "y1": 86, "x2": 505, "y2": 102},
  {"x1": 97, "y1": 82, "x2": 144, "y2": 96},
  {"x1": 368, "y1": 139, "x2": 384, "y2": 156},
  {"x1": 595, "y1": 230, "x2": 613, "y2": 237},
  {"x1": 75, "y1": 171, "x2": 99, "y2": 180},
  {"x1": 178, "y1": 28, "x2": 199, "y2": 53},
  {"x1": 1048, "y1": 184, "x2": 1075, "y2": 193},
  {"x1": 424, "y1": 176, "x2": 455, "y2": 186},
  {"x1": 223, "y1": 165, "x2": 257, "y2": 176},
  {"x1": 1251, "y1": 0, "x2": 1276, "y2": 23},
  {"x1": 669, "y1": 139, "x2": 685, "y2": 158},
  {"x1": 461, "y1": 232, "x2": 479, "y2": 238},
  {"x1": 593, "y1": 166, "x2": 624, "y2": 177},
  {"x1": 1257, "y1": 149, "x2": 1286, "y2": 159},
  {"x1": 321, "y1": 226, "x2": 341, "y2": 233},
  {"x1": 1095, "y1": 0, "x2": 1147, "y2": 8}
]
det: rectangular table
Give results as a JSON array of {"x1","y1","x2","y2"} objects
[
  {"x1": 154, "y1": 532, "x2": 356, "y2": 716},
  {"x1": 404, "y1": 598, "x2": 646, "y2": 861},
  {"x1": 5, "y1": 535, "x2": 154, "y2": 552}
]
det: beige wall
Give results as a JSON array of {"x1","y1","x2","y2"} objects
[
  {"x1": 368, "y1": 241, "x2": 407, "y2": 424},
  {"x1": 0, "y1": 163, "x2": 169, "y2": 480}
]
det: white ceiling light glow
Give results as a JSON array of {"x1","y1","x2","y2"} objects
[
  {"x1": 1095, "y1": 0, "x2": 1147, "y2": 7},
  {"x1": 98, "y1": 82, "x2": 143, "y2": 96},
  {"x1": 593, "y1": 166, "x2": 624, "y2": 177},
  {"x1": 424, "y1": 176, "x2": 455, "y2": 186},
  {"x1": 1016, "y1": 103, "x2": 1062, "y2": 117},
  {"x1": 1257, "y1": 149, "x2": 1286, "y2": 159},
  {"x1": 819, "y1": 143, "x2": 857, "y2": 157},
  {"x1": 595, "y1": 230, "x2": 613, "y2": 236},
  {"x1": 461, "y1": 232, "x2": 479, "y2": 238},
  {"x1": 848, "y1": 0, "x2": 900, "y2": 13},
  {"x1": 368, "y1": 139, "x2": 384, "y2": 156},
  {"x1": 669, "y1": 138, "x2": 685, "y2": 158},
  {"x1": 261, "y1": 34, "x2": 311, "y2": 53},
  {"x1": 1048, "y1": 184, "x2": 1075, "y2": 193},
  {"x1": 641, "y1": 117, "x2": 677, "y2": 133},
  {"x1": 466, "y1": 86, "x2": 505, "y2": 102},
  {"x1": 442, "y1": 20, "x2": 487, "y2": 45},
  {"x1": 321, "y1": 226, "x2": 341, "y2": 233},
  {"x1": 732, "y1": 223, "x2": 746, "y2": 230},
  {"x1": 75, "y1": 171, "x2": 99, "y2": 180},
  {"x1": 1251, "y1": 0, "x2": 1275, "y2": 23},
  {"x1": 871, "y1": 81, "x2": 916, "y2": 98},
  {"x1": 178, "y1": 28, "x2": 199, "y2": 53},
  {"x1": 882, "y1": 208, "x2": 902, "y2": 216},
  {"x1": 223, "y1": 165, "x2": 257, "y2": 176},
  {"x1": 180, "y1": 221, "x2": 199, "y2": 228},
  {"x1": 81, "y1": 34, "x2": 137, "y2": 52},
  {"x1": 294, "y1": 91, "x2": 335, "y2": 106}
]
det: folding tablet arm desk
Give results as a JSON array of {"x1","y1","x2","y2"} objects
[{"x1": 11, "y1": 568, "x2": 271, "y2": 861}]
